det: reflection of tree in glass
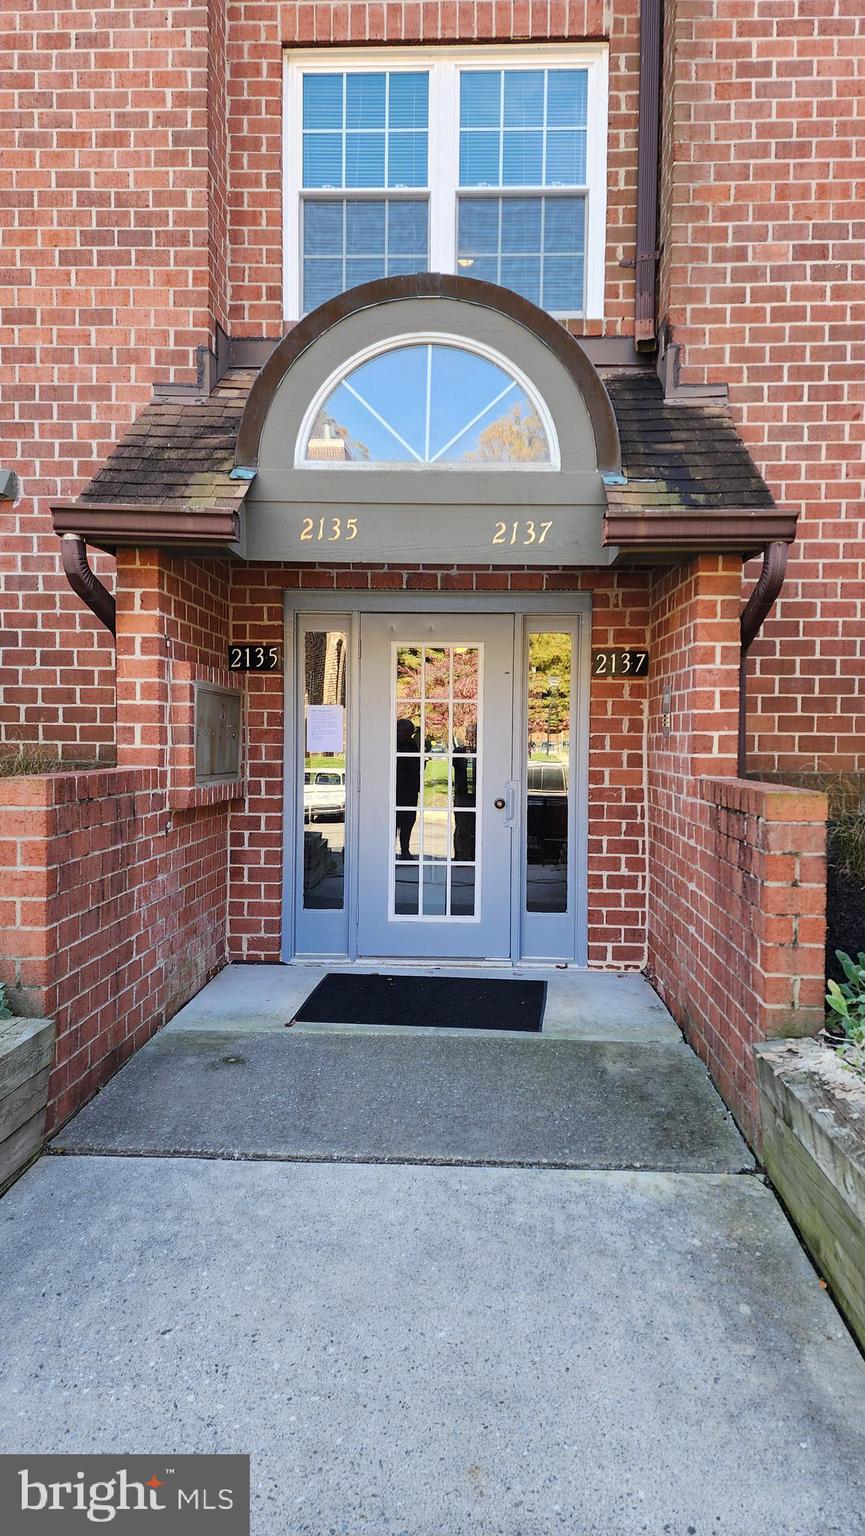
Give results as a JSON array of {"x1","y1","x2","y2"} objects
[
  {"x1": 452, "y1": 648, "x2": 478, "y2": 702},
  {"x1": 464, "y1": 404, "x2": 547, "y2": 463},
  {"x1": 307, "y1": 411, "x2": 370, "y2": 462},
  {"x1": 527, "y1": 633, "x2": 571, "y2": 754}
]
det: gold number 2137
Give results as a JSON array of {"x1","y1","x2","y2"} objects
[{"x1": 492, "y1": 520, "x2": 553, "y2": 546}]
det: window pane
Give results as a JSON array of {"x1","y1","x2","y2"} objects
[
  {"x1": 388, "y1": 199, "x2": 428, "y2": 255},
  {"x1": 346, "y1": 256, "x2": 386, "y2": 288},
  {"x1": 503, "y1": 70, "x2": 545, "y2": 128},
  {"x1": 458, "y1": 65, "x2": 589, "y2": 201},
  {"x1": 457, "y1": 194, "x2": 586, "y2": 314},
  {"x1": 543, "y1": 255, "x2": 584, "y2": 314},
  {"x1": 346, "y1": 73, "x2": 386, "y2": 129},
  {"x1": 547, "y1": 69, "x2": 588, "y2": 127},
  {"x1": 501, "y1": 255, "x2": 541, "y2": 306},
  {"x1": 501, "y1": 196, "x2": 541, "y2": 253},
  {"x1": 303, "y1": 134, "x2": 342, "y2": 188},
  {"x1": 460, "y1": 70, "x2": 501, "y2": 127},
  {"x1": 303, "y1": 258, "x2": 344, "y2": 312},
  {"x1": 303, "y1": 630, "x2": 348, "y2": 912},
  {"x1": 457, "y1": 198, "x2": 499, "y2": 253},
  {"x1": 460, "y1": 132, "x2": 500, "y2": 186},
  {"x1": 526, "y1": 632, "x2": 571, "y2": 915},
  {"x1": 503, "y1": 130, "x2": 543, "y2": 186},
  {"x1": 388, "y1": 133, "x2": 428, "y2": 188},
  {"x1": 302, "y1": 342, "x2": 551, "y2": 464},
  {"x1": 543, "y1": 196, "x2": 583, "y2": 251},
  {"x1": 346, "y1": 132, "x2": 385, "y2": 187},
  {"x1": 303, "y1": 70, "x2": 429, "y2": 192},
  {"x1": 303, "y1": 74, "x2": 343, "y2": 130},
  {"x1": 345, "y1": 200, "x2": 385, "y2": 254},
  {"x1": 546, "y1": 129, "x2": 586, "y2": 186},
  {"x1": 302, "y1": 198, "x2": 428, "y2": 312},
  {"x1": 395, "y1": 864, "x2": 419, "y2": 915},
  {"x1": 389, "y1": 73, "x2": 429, "y2": 129},
  {"x1": 304, "y1": 200, "x2": 343, "y2": 256}
]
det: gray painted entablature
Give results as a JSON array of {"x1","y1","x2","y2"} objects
[
  {"x1": 237, "y1": 274, "x2": 621, "y2": 567},
  {"x1": 49, "y1": 274, "x2": 795, "y2": 561}
]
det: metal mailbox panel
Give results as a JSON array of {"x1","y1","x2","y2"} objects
[{"x1": 194, "y1": 684, "x2": 242, "y2": 783}]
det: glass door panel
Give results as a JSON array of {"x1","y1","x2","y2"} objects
[
  {"x1": 392, "y1": 644, "x2": 478, "y2": 919},
  {"x1": 295, "y1": 620, "x2": 351, "y2": 955},
  {"x1": 521, "y1": 623, "x2": 579, "y2": 961},
  {"x1": 357, "y1": 613, "x2": 514, "y2": 959}
]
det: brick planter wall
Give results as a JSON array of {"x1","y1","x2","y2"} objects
[
  {"x1": 0, "y1": 769, "x2": 228, "y2": 1131},
  {"x1": 643, "y1": 556, "x2": 828, "y2": 1142}
]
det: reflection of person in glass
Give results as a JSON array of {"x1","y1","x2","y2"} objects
[
  {"x1": 395, "y1": 717, "x2": 421, "y2": 857},
  {"x1": 452, "y1": 723, "x2": 476, "y2": 861}
]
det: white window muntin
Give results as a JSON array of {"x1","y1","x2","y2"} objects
[
  {"x1": 295, "y1": 332, "x2": 561, "y2": 471},
  {"x1": 284, "y1": 45, "x2": 609, "y2": 323}
]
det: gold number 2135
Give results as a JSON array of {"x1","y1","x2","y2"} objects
[{"x1": 300, "y1": 516, "x2": 358, "y2": 542}]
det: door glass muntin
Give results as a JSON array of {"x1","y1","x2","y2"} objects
[{"x1": 392, "y1": 642, "x2": 481, "y2": 920}]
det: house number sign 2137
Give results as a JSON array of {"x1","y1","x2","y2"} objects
[
  {"x1": 591, "y1": 649, "x2": 650, "y2": 677},
  {"x1": 228, "y1": 644, "x2": 283, "y2": 672}
]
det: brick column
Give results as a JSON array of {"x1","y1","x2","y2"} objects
[{"x1": 646, "y1": 554, "x2": 828, "y2": 1145}]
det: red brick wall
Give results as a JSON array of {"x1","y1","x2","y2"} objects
[
  {"x1": 0, "y1": 550, "x2": 243, "y2": 1130},
  {"x1": 226, "y1": 1, "x2": 641, "y2": 336},
  {"x1": 0, "y1": 0, "x2": 218, "y2": 762},
  {"x1": 3, "y1": 0, "x2": 861, "y2": 779},
  {"x1": 659, "y1": 0, "x2": 865, "y2": 772},
  {"x1": 0, "y1": 767, "x2": 227, "y2": 1131},
  {"x1": 644, "y1": 555, "x2": 828, "y2": 1143},
  {"x1": 227, "y1": 561, "x2": 650, "y2": 967}
]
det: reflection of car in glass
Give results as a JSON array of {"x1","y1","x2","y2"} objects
[
  {"x1": 526, "y1": 761, "x2": 568, "y2": 861},
  {"x1": 304, "y1": 769, "x2": 346, "y2": 822}
]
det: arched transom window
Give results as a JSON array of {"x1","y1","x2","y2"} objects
[{"x1": 299, "y1": 339, "x2": 557, "y2": 467}]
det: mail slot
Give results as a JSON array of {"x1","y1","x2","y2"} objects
[{"x1": 194, "y1": 684, "x2": 242, "y2": 784}]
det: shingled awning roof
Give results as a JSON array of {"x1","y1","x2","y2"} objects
[
  {"x1": 600, "y1": 371, "x2": 794, "y2": 555},
  {"x1": 51, "y1": 362, "x2": 796, "y2": 561}
]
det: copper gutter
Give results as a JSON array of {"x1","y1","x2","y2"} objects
[
  {"x1": 604, "y1": 505, "x2": 798, "y2": 557},
  {"x1": 51, "y1": 503, "x2": 241, "y2": 552},
  {"x1": 738, "y1": 541, "x2": 788, "y2": 776},
  {"x1": 635, "y1": 0, "x2": 663, "y2": 347},
  {"x1": 60, "y1": 533, "x2": 116, "y2": 637}
]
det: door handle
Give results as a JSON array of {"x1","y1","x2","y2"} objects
[
  {"x1": 504, "y1": 780, "x2": 518, "y2": 828},
  {"x1": 494, "y1": 797, "x2": 505, "y2": 810}
]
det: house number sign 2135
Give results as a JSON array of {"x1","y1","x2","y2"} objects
[
  {"x1": 591, "y1": 649, "x2": 650, "y2": 677},
  {"x1": 228, "y1": 644, "x2": 283, "y2": 672}
]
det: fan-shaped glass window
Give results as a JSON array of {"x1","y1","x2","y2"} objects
[{"x1": 302, "y1": 342, "x2": 554, "y2": 466}]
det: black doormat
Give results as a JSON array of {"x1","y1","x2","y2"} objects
[{"x1": 291, "y1": 973, "x2": 547, "y2": 1033}]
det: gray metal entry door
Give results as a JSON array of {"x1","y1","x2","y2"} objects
[{"x1": 357, "y1": 613, "x2": 515, "y2": 959}]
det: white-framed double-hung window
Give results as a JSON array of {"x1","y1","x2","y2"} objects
[{"x1": 284, "y1": 47, "x2": 609, "y2": 323}]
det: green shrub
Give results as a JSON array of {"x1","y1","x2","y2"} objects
[
  {"x1": 826, "y1": 952, "x2": 865, "y2": 1071},
  {"x1": 0, "y1": 983, "x2": 12, "y2": 1021}
]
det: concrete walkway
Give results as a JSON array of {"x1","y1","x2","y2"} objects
[{"x1": 2, "y1": 965, "x2": 865, "y2": 1535}]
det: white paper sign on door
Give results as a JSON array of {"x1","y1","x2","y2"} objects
[{"x1": 306, "y1": 704, "x2": 344, "y2": 755}]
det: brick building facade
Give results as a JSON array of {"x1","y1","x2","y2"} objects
[
  {"x1": 2, "y1": 0, "x2": 862, "y2": 769},
  {"x1": 1, "y1": 0, "x2": 856, "y2": 1144}
]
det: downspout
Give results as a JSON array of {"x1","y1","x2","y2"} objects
[
  {"x1": 738, "y1": 541, "x2": 788, "y2": 777},
  {"x1": 60, "y1": 533, "x2": 116, "y2": 637},
  {"x1": 635, "y1": 0, "x2": 663, "y2": 348}
]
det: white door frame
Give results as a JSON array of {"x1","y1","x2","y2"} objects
[{"x1": 281, "y1": 590, "x2": 592, "y2": 966}]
